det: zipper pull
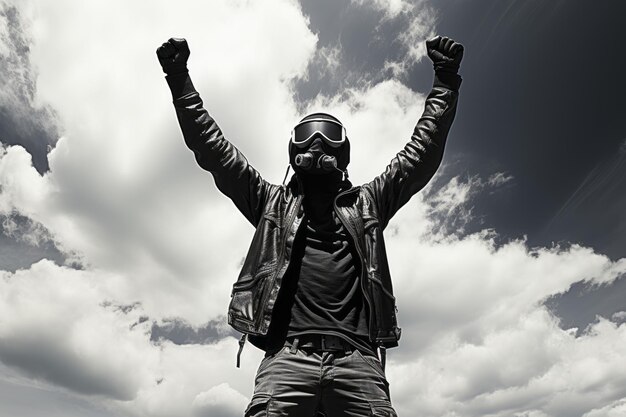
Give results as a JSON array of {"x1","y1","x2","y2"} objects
[
  {"x1": 236, "y1": 334, "x2": 247, "y2": 368},
  {"x1": 379, "y1": 345, "x2": 387, "y2": 372}
]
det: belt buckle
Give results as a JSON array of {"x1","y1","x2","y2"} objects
[
  {"x1": 320, "y1": 335, "x2": 329, "y2": 351},
  {"x1": 321, "y1": 335, "x2": 341, "y2": 351}
]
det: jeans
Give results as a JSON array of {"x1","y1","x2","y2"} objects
[{"x1": 244, "y1": 346, "x2": 397, "y2": 416}]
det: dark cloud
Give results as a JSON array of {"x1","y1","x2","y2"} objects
[
  {"x1": 0, "y1": 3, "x2": 59, "y2": 174},
  {"x1": 150, "y1": 317, "x2": 236, "y2": 345},
  {"x1": 0, "y1": 336, "x2": 134, "y2": 400},
  {"x1": 0, "y1": 213, "x2": 66, "y2": 271}
]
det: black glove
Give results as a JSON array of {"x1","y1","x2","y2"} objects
[
  {"x1": 156, "y1": 38, "x2": 190, "y2": 76},
  {"x1": 426, "y1": 35, "x2": 464, "y2": 74}
]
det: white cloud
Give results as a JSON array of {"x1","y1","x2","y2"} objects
[
  {"x1": 1, "y1": 0, "x2": 311, "y2": 414},
  {"x1": 1, "y1": 212, "x2": 52, "y2": 247},
  {"x1": 303, "y1": 78, "x2": 427, "y2": 184},
  {"x1": 0, "y1": 259, "x2": 264, "y2": 415},
  {"x1": 1, "y1": 1, "x2": 626, "y2": 417},
  {"x1": 0, "y1": 260, "x2": 150, "y2": 400},
  {"x1": 382, "y1": 197, "x2": 626, "y2": 416},
  {"x1": 192, "y1": 383, "x2": 250, "y2": 417},
  {"x1": 355, "y1": 0, "x2": 437, "y2": 77},
  {"x1": 395, "y1": 2, "x2": 437, "y2": 69},
  {"x1": 583, "y1": 399, "x2": 626, "y2": 417},
  {"x1": 488, "y1": 171, "x2": 514, "y2": 187},
  {"x1": 1, "y1": 0, "x2": 319, "y2": 324},
  {"x1": 612, "y1": 311, "x2": 626, "y2": 322},
  {"x1": 351, "y1": 0, "x2": 416, "y2": 18}
]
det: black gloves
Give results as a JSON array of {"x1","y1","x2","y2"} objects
[
  {"x1": 426, "y1": 35, "x2": 464, "y2": 74},
  {"x1": 156, "y1": 38, "x2": 190, "y2": 76}
]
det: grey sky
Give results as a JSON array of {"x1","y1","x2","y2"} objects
[
  {"x1": 0, "y1": 0, "x2": 623, "y2": 341},
  {"x1": 1, "y1": 0, "x2": 624, "y2": 341},
  {"x1": 430, "y1": 0, "x2": 626, "y2": 259},
  {"x1": 0, "y1": 1, "x2": 625, "y2": 415}
]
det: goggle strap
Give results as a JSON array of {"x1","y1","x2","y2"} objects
[
  {"x1": 281, "y1": 164, "x2": 291, "y2": 185},
  {"x1": 293, "y1": 118, "x2": 344, "y2": 129}
]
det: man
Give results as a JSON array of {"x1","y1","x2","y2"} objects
[{"x1": 157, "y1": 34, "x2": 463, "y2": 417}]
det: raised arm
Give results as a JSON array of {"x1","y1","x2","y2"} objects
[
  {"x1": 157, "y1": 38, "x2": 271, "y2": 227},
  {"x1": 364, "y1": 36, "x2": 464, "y2": 229}
]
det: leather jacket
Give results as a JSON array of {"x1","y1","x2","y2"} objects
[{"x1": 166, "y1": 72, "x2": 461, "y2": 350}]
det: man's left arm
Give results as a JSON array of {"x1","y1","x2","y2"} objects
[{"x1": 364, "y1": 36, "x2": 464, "y2": 228}]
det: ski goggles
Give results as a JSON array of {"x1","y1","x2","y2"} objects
[{"x1": 290, "y1": 118, "x2": 346, "y2": 148}]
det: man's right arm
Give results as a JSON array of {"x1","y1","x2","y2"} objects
[
  {"x1": 365, "y1": 36, "x2": 464, "y2": 229},
  {"x1": 157, "y1": 38, "x2": 270, "y2": 227}
]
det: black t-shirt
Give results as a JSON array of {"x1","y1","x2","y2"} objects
[{"x1": 266, "y1": 185, "x2": 375, "y2": 356}]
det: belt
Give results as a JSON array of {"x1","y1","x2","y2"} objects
[{"x1": 285, "y1": 334, "x2": 354, "y2": 354}]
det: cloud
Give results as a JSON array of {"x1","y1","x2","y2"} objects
[
  {"x1": 612, "y1": 311, "x2": 626, "y2": 322},
  {"x1": 112, "y1": 338, "x2": 263, "y2": 417},
  {"x1": 584, "y1": 399, "x2": 626, "y2": 417},
  {"x1": 294, "y1": 0, "x2": 437, "y2": 103},
  {"x1": 351, "y1": 0, "x2": 416, "y2": 18},
  {"x1": 379, "y1": 178, "x2": 626, "y2": 416},
  {"x1": 192, "y1": 383, "x2": 250, "y2": 417},
  {"x1": 0, "y1": 3, "x2": 59, "y2": 172},
  {"x1": 488, "y1": 171, "x2": 514, "y2": 187},
  {"x1": 386, "y1": 241, "x2": 626, "y2": 416},
  {"x1": 150, "y1": 317, "x2": 237, "y2": 345},
  {"x1": 0, "y1": 0, "x2": 319, "y2": 324},
  {"x1": 1, "y1": 0, "x2": 313, "y2": 414},
  {"x1": 0, "y1": 258, "x2": 264, "y2": 415},
  {"x1": 2, "y1": 211, "x2": 52, "y2": 247},
  {"x1": 351, "y1": 0, "x2": 437, "y2": 77},
  {"x1": 0, "y1": 260, "x2": 150, "y2": 400},
  {"x1": 0, "y1": 1, "x2": 626, "y2": 417}
]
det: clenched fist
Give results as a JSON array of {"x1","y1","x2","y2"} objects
[
  {"x1": 156, "y1": 38, "x2": 190, "y2": 75},
  {"x1": 426, "y1": 36, "x2": 464, "y2": 74}
]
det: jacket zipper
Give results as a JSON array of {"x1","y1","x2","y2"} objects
[
  {"x1": 333, "y1": 189, "x2": 376, "y2": 344},
  {"x1": 255, "y1": 193, "x2": 304, "y2": 332}
]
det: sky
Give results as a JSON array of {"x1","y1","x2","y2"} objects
[{"x1": 0, "y1": 0, "x2": 625, "y2": 416}]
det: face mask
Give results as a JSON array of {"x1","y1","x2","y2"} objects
[
  {"x1": 288, "y1": 114, "x2": 351, "y2": 180},
  {"x1": 291, "y1": 137, "x2": 347, "y2": 177}
]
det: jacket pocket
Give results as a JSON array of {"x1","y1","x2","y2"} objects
[
  {"x1": 230, "y1": 266, "x2": 275, "y2": 323},
  {"x1": 233, "y1": 263, "x2": 275, "y2": 292}
]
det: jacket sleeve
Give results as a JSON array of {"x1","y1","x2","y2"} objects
[
  {"x1": 364, "y1": 72, "x2": 461, "y2": 229},
  {"x1": 165, "y1": 72, "x2": 270, "y2": 227}
]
